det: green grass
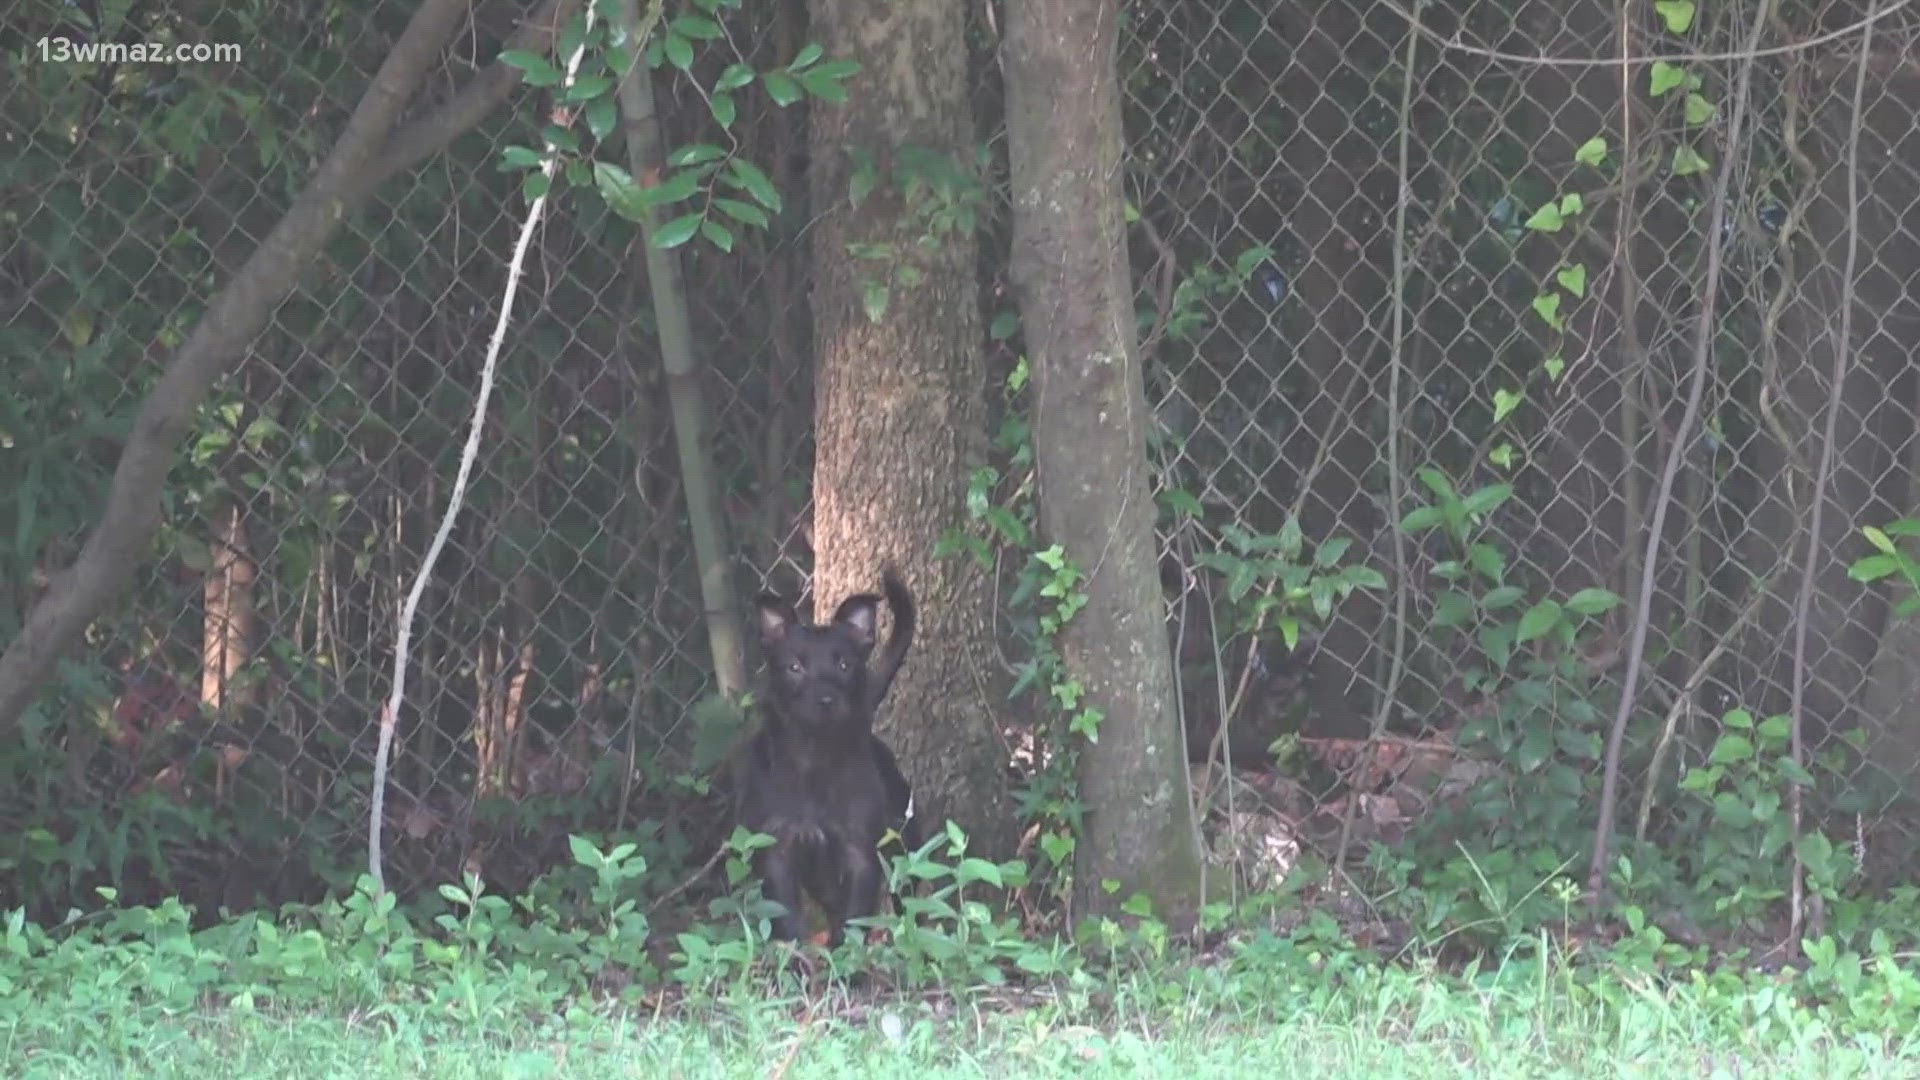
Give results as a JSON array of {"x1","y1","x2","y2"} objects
[
  {"x1": 11, "y1": 948, "x2": 1920, "y2": 1079},
  {"x1": 7, "y1": 858, "x2": 1920, "y2": 1079},
  {"x1": 13, "y1": 998, "x2": 1917, "y2": 1079}
]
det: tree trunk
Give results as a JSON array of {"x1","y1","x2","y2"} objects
[
  {"x1": 1002, "y1": 0, "x2": 1204, "y2": 927},
  {"x1": 614, "y1": 0, "x2": 749, "y2": 699},
  {"x1": 806, "y1": 0, "x2": 1015, "y2": 857},
  {"x1": 202, "y1": 500, "x2": 259, "y2": 713}
]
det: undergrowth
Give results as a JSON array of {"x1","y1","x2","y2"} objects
[{"x1": 6, "y1": 824, "x2": 1920, "y2": 1077}]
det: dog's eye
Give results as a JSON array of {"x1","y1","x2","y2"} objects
[
  {"x1": 837, "y1": 657, "x2": 850, "y2": 671},
  {"x1": 788, "y1": 660, "x2": 803, "y2": 673}
]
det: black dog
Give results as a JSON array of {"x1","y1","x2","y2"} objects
[{"x1": 735, "y1": 566, "x2": 920, "y2": 945}]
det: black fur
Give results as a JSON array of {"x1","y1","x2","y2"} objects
[{"x1": 735, "y1": 565, "x2": 920, "y2": 944}]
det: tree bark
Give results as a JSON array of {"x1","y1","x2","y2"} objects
[
  {"x1": 614, "y1": 0, "x2": 748, "y2": 699},
  {"x1": 1002, "y1": 0, "x2": 1203, "y2": 926},
  {"x1": 807, "y1": 0, "x2": 1015, "y2": 856}
]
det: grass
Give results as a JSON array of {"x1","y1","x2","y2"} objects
[
  {"x1": 6, "y1": 847, "x2": 1920, "y2": 1079},
  {"x1": 13, "y1": 994, "x2": 1917, "y2": 1079},
  {"x1": 10, "y1": 937, "x2": 1920, "y2": 1079}
]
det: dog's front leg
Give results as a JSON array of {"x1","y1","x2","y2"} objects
[
  {"x1": 757, "y1": 842, "x2": 808, "y2": 942},
  {"x1": 832, "y1": 840, "x2": 885, "y2": 945}
]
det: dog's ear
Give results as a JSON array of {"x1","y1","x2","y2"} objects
[
  {"x1": 755, "y1": 594, "x2": 798, "y2": 644},
  {"x1": 831, "y1": 592, "x2": 881, "y2": 650}
]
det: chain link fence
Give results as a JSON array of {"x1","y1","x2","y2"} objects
[{"x1": 2, "y1": 0, "x2": 1916, "y2": 915}]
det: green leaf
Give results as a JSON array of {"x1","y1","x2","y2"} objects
[
  {"x1": 1400, "y1": 506, "x2": 1444, "y2": 532},
  {"x1": 1555, "y1": 727, "x2": 1602, "y2": 760},
  {"x1": 584, "y1": 96, "x2": 617, "y2": 141},
  {"x1": 726, "y1": 157, "x2": 782, "y2": 211},
  {"x1": 1710, "y1": 733, "x2": 1754, "y2": 763},
  {"x1": 714, "y1": 197, "x2": 770, "y2": 228},
  {"x1": 1649, "y1": 61, "x2": 1686, "y2": 97},
  {"x1": 1480, "y1": 585, "x2": 1525, "y2": 610},
  {"x1": 664, "y1": 31, "x2": 694, "y2": 71},
  {"x1": 762, "y1": 69, "x2": 802, "y2": 106},
  {"x1": 1757, "y1": 714, "x2": 1793, "y2": 742},
  {"x1": 1556, "y1": 263, "x2": 1587, "y2": 297},
  {"x1": 1558, "y1": 193, "x2": 1584, "y2": 216},
  {"x1": 1564, "y1": 588, "x2": 1622, "y2": 615},
  {"x1": 653, "y1": 212, "x2": 702, "y2": 249},
  {"x1": 646, "y1": 167, "x2": 705, "y2": 207},
  {"x1": 1672, "y1": 145, "x2": 1710, "y2": 176},
  {"x1": 1515, "y1": 725, "x2": 1552, "y2": 772},
  {"x1": 715, "y1": 63, "x2": 755, "y2": 92},
  {"x1": 1574, "y1": 136, "x2": 1608, "y2": 167},
  {"x1": 1722, "y1": 708, "x2": 1755, "y2": 729},
  {"x1": 563, "y1": 74, "x2": 613, "y2": 101},
  {"x1": 1532, "y1": 292, "x2": 1562, "y2": 329},
  {"x1": 522, "y1": 171, "x2": 551, "y2": 202},
  {"x1": 1543, "y1": 351, "x2": 1566, "y2": 381},
  {"x1": 1492, "y1": 387, "x2": 1523, "y2": 424},
  {"x1": 1433, "y1": 590, "x2": 1475, "y2": 629},
  {"x1": 1225, "y1": 561, "x2": 1257, "y2": 602},
  {"x1": 700, "y1": 218, "x2": 734, "y2": 252},
  {"x1": 672, "y1": 14, "x2": 724, "y2": 39},
  {"x1": 957, "y1": 858, "x2": 1004, "y2": 888},
  {"x1": 1655, "y1": 0, "x2": 1696, "y2": 34},
  {"x1": 799, "y1": 69, "x2": 851, "y2": 103},
  {"x1": 1683, "y1": 93, "x2": 1715, "y2": 125},
  {"x1": 1309, "y1": 578, "x2": 1334, "y2": 621},
  {"x1": 1468, "y1": 542, "x2": 1506, "y2": 583},
  {"x1": 541, "y1": 123, "x2": 581, "y2": 154},
  {"x1": 1848, "y1": 553, "x2": 1900, "y2": 583},
  {"x1": 1516, "y1": 599, "x2": 1564, "y2": 642},
  {"x1": 500, "y1": 145, "x2": 544, "y2": 169},
  {"x1": 1462, "y1": 483, "x2": 1513, "y2": 517},
  {"x1": 1524, "y1": 203, "x2": 1564, "y2": 232},
  {"x1": 1347, "y1": 567, "x2": 1388, "y2": 591},
  {"x1": 1159, "y1": 487, "x2": 1203, "y2": 519},
  {"x1": 1313, "y1": 535, "x2": 1352, "y2": 568},
  {"x1": 1417, "y1": 467, "x2": 1458, "y2": 502},
  {"x1": 863, "y1": 280, "x2": 889, "y2": 323},
  {"x1": 669, "y1": 143, "x2": 727, "y2": 167},
  {"x1": 789, "y1": 43, "x2": 824, "y2": 70},
  {"x1": 501, "y1": 49, "x2": 563, "y2": 87},
  {"x1": 556, "y1": 10, "x2": 588, "y2": 62},
  {"x1": 1799, "y1": 829, "x2": 1835, "y2": 871},
  {"x1": 1279, "y1": 514, "x2": 1305, "y2": 560},
  {"x1": 568, "y1": 834, "x2": 602, "y2": 867},
  {"x1": 710, "y1": 92, "x2": 736, "y2": 128}
]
